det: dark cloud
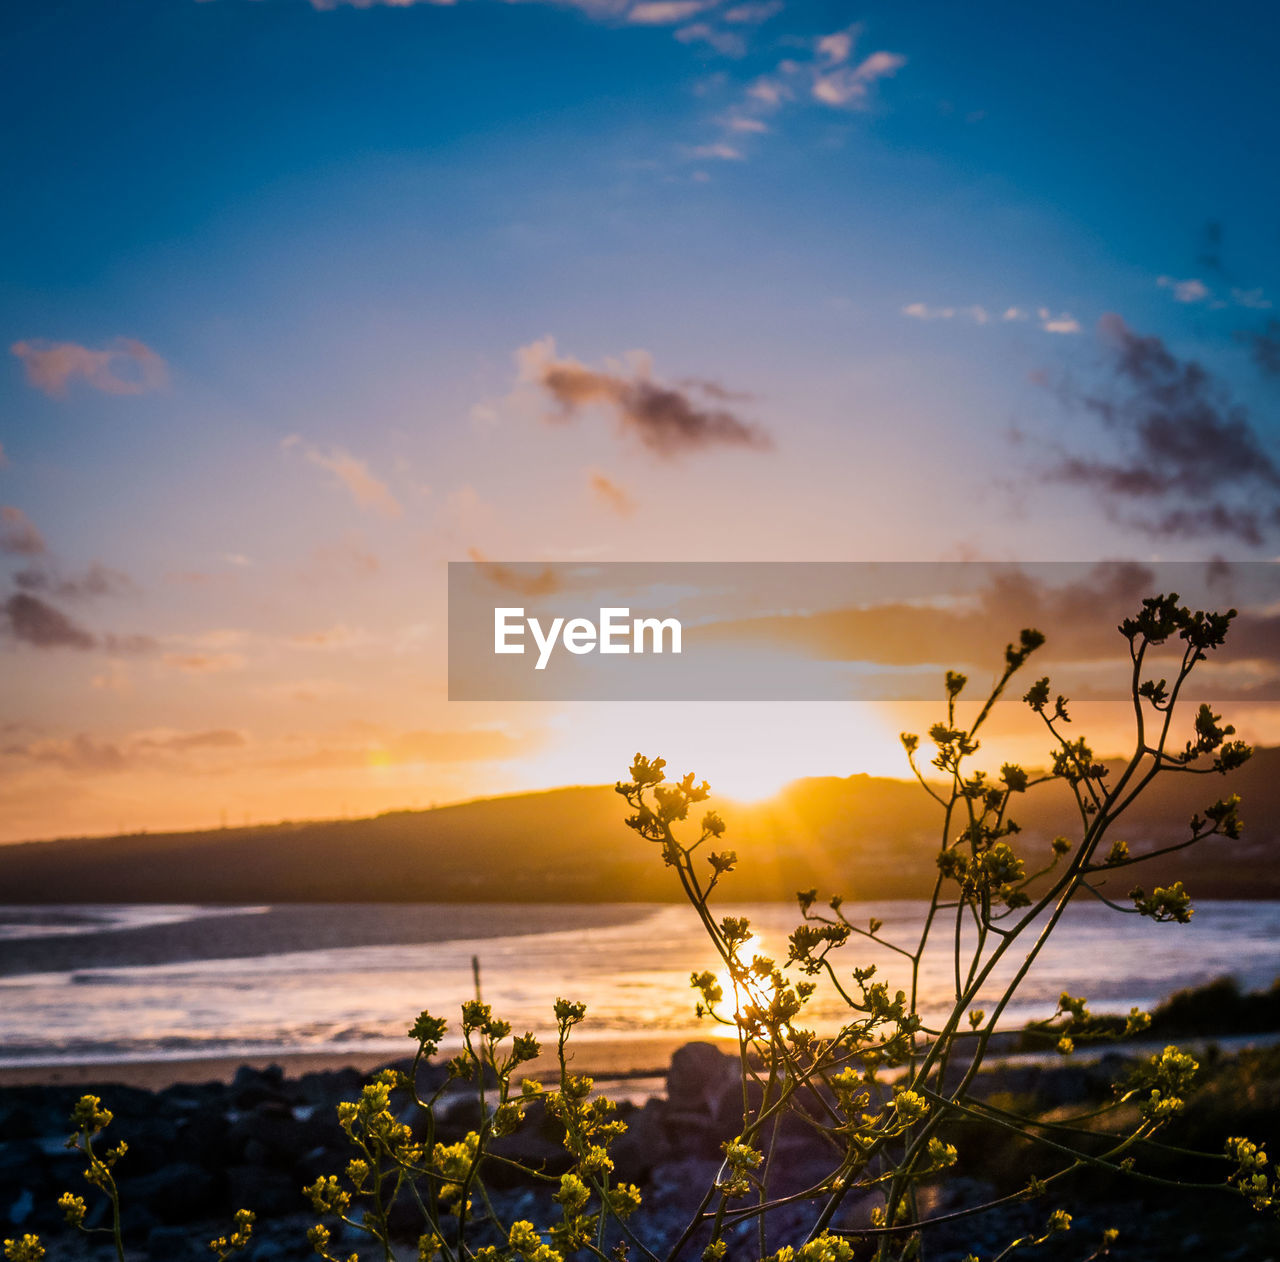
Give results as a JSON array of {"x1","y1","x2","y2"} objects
[
  {"x1": 0, "y1": 506, "x2": 46, "y2": 556},
  {"x1": 1, "y1": 590, "x2": 156, "y2": 653},
  {"x1": 468, "y1": 549, "x2": 562, "y2": 596},
  {"x1": 521, "y1": 340, "x2": 770, "y2": 457},
  {"x1": 3, "y1": 592, "x2": 97, "y2": 649},
  {"x1": 706, "y1": 562, "x2": 1163, "y2": 669},
  {"x1": 699, "y1": 560, "x2": 1280, "y2": 698},
  {"x1": 1196, "y1": 220, "x2": 1224, "y2": 275},
  {"x1": 1044, "y1": 314, "x2": 1280, "y2": 545},
  {"x1": 1239, "y1": 319, "x2": 1280, "y2": 379}
]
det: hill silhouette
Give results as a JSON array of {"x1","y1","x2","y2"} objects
[{"x1": 1, "y1": 748, "x2": 1276, "y2": 902}]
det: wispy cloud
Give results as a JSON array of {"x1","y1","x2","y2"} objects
[
  {"x1": 0, "y1": 506, "x2": 46, "y2": 557},
  {"x1": 588, "y1": 470, "x2": 636, "y2": 515},
  {"x1": 7, "y1": 728, "x2": 248, "y2": 775},
  {"x1": 282, "y1": 436, "x2": 403, "y2": 519},
  {"x1": 1157, "y1": 275, "x2": 1210, "y2": 304},
  {"x1": 516, "y1": 336, "x2": 771, "y2": 457},
  {"x1": 759, "y1": 25, "x2": 905, "y2": 116},
  {"x1": 10, "y1": 338, "x2": 168, "y2": 398},
  {"x1": 467, "y1": 549, "x2": 563, "y2": 596},
  {"x1": 163, "y1": 652, "x2": 247, "y2": 674},
  {"x1": 1233, "y1": 287, "x2": 1272, "y2": 310},
  {"x1": 628, "y1": 0, "x2": 711, "y2": 23},
  {"x1": 721, "y1": 1, "x2": 781, "y2": 21},
  {"x1": 811, "y1": 47, "x2": 906, "y2": 107},
  {"x1": 675, "y1": 22, "x2": 746, "y2": 55},
  {"x1": 687, "y1": 22, "x2": 907, "y2": 163},
  {"x1": 1155, "y1": 275, "x2": 1271, "y2": 311},
  {"x1": 14, "y1": 561, "x2": 138, "y2": 601},
  {"x1": 689, "y1": 141, "x2": 744, "y2": 160},
  {"x1": 902, "y1": 303, "x2": 1080, "y2": 334}
]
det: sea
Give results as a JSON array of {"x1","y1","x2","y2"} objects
[{"x1": 2, "y1": 901, "x2": 1279, "y2": 1069}]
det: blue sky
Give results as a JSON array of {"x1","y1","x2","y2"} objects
[{"x1": 2, "y1": 0, "x2": 1278, "y2": 839}]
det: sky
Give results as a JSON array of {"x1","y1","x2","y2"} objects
[{"x1": 3, "y1": 0, "x2": 1280, "y2": 841}]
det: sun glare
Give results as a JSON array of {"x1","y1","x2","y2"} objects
[{"x1": 532, "y1": 702, "x2": 906, "y2": 805}]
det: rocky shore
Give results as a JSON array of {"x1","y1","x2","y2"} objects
[{"x1": 3, "y1": 1041, "x2": 1277, "y2": 1261}]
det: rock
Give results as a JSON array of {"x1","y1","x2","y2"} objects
[
  {"x1": 231, "y1": 1065, "x2": 287, "y2": 1109},
  {"x1": 5, "y1": 1187, "x2": 33, "y2": 1228},
  {"x1": 127, "y1": 1160, "x2": 219, "y2": 1223},
  {"x1": 666, "y1": 1043, "x2": 737, "y2": 1114},
  {"x1": 226, "y1": 1164, "x2": 302, "y2": 1218},
  {"x1": 148, "y1": 1223, "x2": 198, "y2": 1260},
  {"x1": 245, "y1": 1237, "x2": 292, "y2": 1261},
  {"x1": 485, "y1": 1098, "x2": 572, "y2": 1188},
  {"x1": 228, "y1": 1100, "x2": 302, "y2": 1168},
  {"x1": 647, "y1": 1155, "x2": 723, "y2": 1215},
  {"x1": 612, "y1": 1099, "x2": 674, "y2": 1183}
]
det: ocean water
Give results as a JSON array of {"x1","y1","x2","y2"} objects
[{"x1": 2, "y1": 901, "x2": 1279, "y2": 1067}]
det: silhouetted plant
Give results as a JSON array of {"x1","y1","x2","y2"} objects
[{"x1": 610, "y1": 593, "x2": 1269, "y2": 1260}]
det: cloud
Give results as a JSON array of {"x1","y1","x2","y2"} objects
[
  {"x1": 812, "y1": 49, "x2": 906, "y2": 107},
  {"x1": 1232, "y1": 287, "x2": 1272, "y2": 311},
  {"x1": 307, "y1": 535, "x2": 381, "y2": 581},
  {"x1": 516, "y1": 336, "x2": 771, "y2": 457},
  {"x1": 628, "y1": 0, "x2": 709, "y2": 22},
  {"x1": 688, "y1": 23, "x2": 906, "y2": 161},
  {"x1": 902, "y1": 303, "x2": 1078, "y2": 333},
  {"x1": 1039, "y1": 311, "x2": 1081, "y2": 334},
  {"x1": 674, "y1": 23, "x2": 745, "y2": 55},
  {"x1": 816, "y1": 29, "x2": 855, "y2": 64},
  {"x1": 706, "y1": 562, "x2": 1167, "y2": 669},
  {"x1": 10, "y1": 338, "x2": 168, "y2": 398},
  {"x1": 14, "y1": 561, "x2": 138, "y2": 600},
  {"x1": 309, "y1": 0, "x2": 457, "y2": 8},
  {"x1": 282, "y1": 436, "x2": 403, "y2": 519},
  {"x1": 269, "y1": 725, "x2": 534, "y2": 772},
  {"x1": 721, "y1": 1, "x2": 782, "y2": 21},
  {"x1": 287, "y1": 624, "x2": 372, "y2": 650},
  {"x1": 163, "y1": 652, "x2": 246, "y2": 673},
  {"x1": 588, "y1": 470, "x2": 636, "y2": 515},
  {"x1": 1240, "y1": 320, "x2": 1280, "y2": 378},
  {"x1": 689, "y1": 141, "x2": 744, "y2": 160},
  {"x1": 138, "y1": 729, "x2": 247, "y2": 752},
  {"x1": 91, "y1": 660, "x2": 131, "y2": 695},
  {"x1": 1043, "y1": 314, "x2": 1280, "y2": 544},
  {"x1": 747, "y1": 77, "x2": 790, "y2": 106},
  {"x1": 468, "y1": 549, "x2": 562, "y2": 596},
  {"x1": 3, "y1": 592, "x2": 96, "y2": 650},
  {"x1": 1157, "y1": 275, "x2": 1210, "y2": 304},
  {"x1": 0, "y1": 506, "x2": 46, "y2": 556},
  {"x1": 12, "y1": 734, "x2": 130, "y2": 774},
  {"x1": 7, "y1": 727, "x2": 248, "y2": 775},
  {"x1": 1155, "y1": 276, "x2": 1270, "y2": 311}
]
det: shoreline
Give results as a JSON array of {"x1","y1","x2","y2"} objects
[{"x1": 0, "y1": 1034, "x2": 700, "y2": 1092}]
